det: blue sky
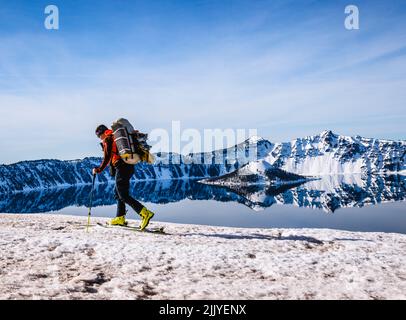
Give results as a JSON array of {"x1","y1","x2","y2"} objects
[{"x1": 0, "y1": 0, "x2": 405, "y2": 163}]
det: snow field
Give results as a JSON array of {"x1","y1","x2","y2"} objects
[{"x1": 0, "y1": 214, "x2": 405, "y2": 300}]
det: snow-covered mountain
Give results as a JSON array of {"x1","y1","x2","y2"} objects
[
  {"x1": 162, "y1": 131, "x2": 406, "y2": 176},
  {"x1": 1, "y1": 131, "x2": 404, "y2": 194},
  {"x1": 0, "y1": 156, "x2": 232, "y2": 194},
  {"x1": 200, "y1": 159, "x2": 308, "y2": 186},
  {"x1": 186, "y1": 136, "x2": 273, "y2": 166},
  {"x1": 0, "y1": 158, "x2": 107, "y2": 194},
  {"x1": 0, "y1": 136, "x2": 272, "y2": 194},
  {"x1": 265, "y1": 130, "x2": 406, "y2": 175}
]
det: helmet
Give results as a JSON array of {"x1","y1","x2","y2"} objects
[{"x1": 95, "y1": 124, "x2": 108, "y2": 138}]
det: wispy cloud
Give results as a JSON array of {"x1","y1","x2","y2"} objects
[{"x1": 0, "y1": 0, "x2": 405, "y2": 163}]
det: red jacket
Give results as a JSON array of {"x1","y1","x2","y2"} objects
[{"x1": 95, "y1": 129, "x2": 121, "y2": 173}]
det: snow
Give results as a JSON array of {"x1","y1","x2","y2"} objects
[
  {"x1": 303, "y1": 174, "x2": 366, "y2": 192},
  {"x1": 1, "y1": 213, "x2": 405, "y2": 300},
  {"x1": 266, "y1": 152, "x2": 365, "y2": 176},
  {"x1": 240, "y1": 160, "x2": 273, "y2": 175},
  {"x1": 247, "y1": 135, "x2": 264, "y2": 144},
  {"x1": 262, "y1": 131, "x2": 406, "y2": 176}
]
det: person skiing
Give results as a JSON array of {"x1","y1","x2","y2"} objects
[{"x1": 92, "y1": 124, "x2": 155, "y2": 230}]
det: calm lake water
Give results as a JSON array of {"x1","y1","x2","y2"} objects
[{"x1": 1, "y1": 174, "x2": 405, "y2": 234}]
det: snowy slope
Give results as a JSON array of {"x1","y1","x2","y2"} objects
[
  {"x1": 186, "y1": 136, "x2": 273, "y2": 166},
  {"x1": 1, "y1": 214, "x2": 405, "y2": 299}
]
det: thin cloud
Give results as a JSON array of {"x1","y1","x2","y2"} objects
[{"x1": 0, "y1": 0, "x2": 405, "y2": 163}]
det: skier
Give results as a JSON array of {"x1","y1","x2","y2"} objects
[{"x1": 92, "y1": 124, "x2": 155, "y2": 230}]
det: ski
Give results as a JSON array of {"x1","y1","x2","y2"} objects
[{"x1": 96, "y1": 222, "x2": 166, "y2": 234}]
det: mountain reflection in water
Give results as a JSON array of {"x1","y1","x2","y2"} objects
[{"x1": 0, "y1": 174, "x2": 405, "y2": 214}]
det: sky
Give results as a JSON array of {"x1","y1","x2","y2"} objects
[{"x1": 0, "y1": 0, "x2": 405, "y2": 164}]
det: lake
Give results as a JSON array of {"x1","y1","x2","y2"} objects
[{"x1": 1, "y1": 174, "x2": 405, "y2": 234}]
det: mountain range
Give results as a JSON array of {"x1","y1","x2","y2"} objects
[
  {"x1": 0, "y1": 130, "x2": 405, "y2": 194},
  {"x1": 259, "y1": 130, "x2": 405, "y2": 175}
]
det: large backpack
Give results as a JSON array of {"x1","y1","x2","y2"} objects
[{"x1": 111, "y1": 118, "x2": 155, "y2": 165}]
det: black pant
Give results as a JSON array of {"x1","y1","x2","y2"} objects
[{"x1": 114, "y1": 161, "x2": 144, "y2": 217}]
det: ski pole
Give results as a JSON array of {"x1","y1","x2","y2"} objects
[{"x1": 86, "y1": 173, "x2": 97, "y2": 233}]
